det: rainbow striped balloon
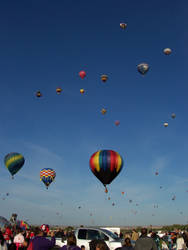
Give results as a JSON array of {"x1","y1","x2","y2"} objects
[
  {"x1": 4, "y1": 152, "x2": 25, "y2": 177},
  {"x1": 89, "y1": 150, "x2": 123, "y2": 188},
  {"x1": 40, "y1": 168, "x2": 56, "y2": 189}
]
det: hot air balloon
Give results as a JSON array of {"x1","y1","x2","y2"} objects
[
  {"x1": 155, "y1": 171, "x2": 159, "y2": 176},
  {"x1": 121, "y1": 192, "x2": 125, "y2": 195},
  {"x1": 171, "y1": 113, "x2": 176, "y2": 119},
  {"x1": 108, "y1": 197, "x2": 111, "y2": 200},
  {"x1": 137, "y1": 63, "x2": 149, "y2": 75},
  {"x1": 40, "y1": 168, "x2": 56, "y2": 189},
  {"x1": 101, "y1": 75, "x2": 108, "y2": 82},
  {"x1": 115, "y1": 120, "x2": 120, "y2": 126},
  {"x1": 164, "y1": 122, "x2": 168, "y2": 127},
  {"x1": 163, "y1": 48, "x2": 172, "y2": 55},
  {"x1": 172, "y1": 195, "x2": 176, "y2": 201},
  {"x1": 80, "y1": 89, "x2": 85, "y2": 94},
  {"x1": 89, "y1": 150, "x2": 124, "y2": 193},
  {"x1": 4, "y1": 153, "x2": 25, "y2": 178},
  {"x1": 17, "y1": 220, "x2": 29, "y2": 230},
  {"x1": 79, "y1": 71, "x2": 86, "y2": 79},
  {"x1": 36, "y1": 91, "x2": 42, "y2": 97},
  {"x1": 120, "y1": 23, "x2": 127, "y2": 29},
  {"x1": 0, "y1": 216, "x2": 10, "y2": 228},
  {"x1": 112, "y1": 203, "x2": 115, "y2": 206},
  {"x1": 56, "y1": 87, "x2": 62, "y2": 94},
  {"x1": 101, "y1": 108, "x2": 107, "y2": 115},
  {"x1": 78, "y1": 206, "x2": 81, "y2": 209}
]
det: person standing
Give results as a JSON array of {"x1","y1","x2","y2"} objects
[
  {"x1": 134, "y1": 228, "x2": 157, "y2": 250},
  {"x1": 28, "y1": 227, "x2": 55, "y2": 250},
  {"x1": 60, "y1": 234, "x2": 80, "y2": 250},
  {"x1": 0, "y1": 231, "x2": 7, "y2": 250}
]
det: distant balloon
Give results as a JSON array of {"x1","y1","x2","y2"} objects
[
  {"x1": 112, "y1": 203, "x2": 115, "y2": 206},
  {"x1": 160, "y1": 186, "x2": 162, "y2": 189},
  {"x1": 163, "y1": 48, "x2": 172, "y2": 55},
  {"x1": 78, "y1": 206, "x2": 81, "y2": 209},
  {"x1": 4, "y1": 153, "x2": 25, "y2": 178},
  {"x1": 129, "y1": 199, "x2": 132, "y2": 203},
  {"x1": 0, "y1": 216, "x2": 10, "y2": 228},
  {"x1": 172, "y1": 195, "x2": 176, "y2": 201},
  {"x1": 171, "y1": 113, "x2": 176, "y2": 119},
  {"x1": 120, "y1": 23, "x2": 127, "y2": 29},
  {"x1": 17, "y1": 220, "x2": 29, "y2": 230},
  {"x1": 101, "y1": 75, "x2": 108, "y2": 82},
  {"x1": 80, "y1": 89, "x2": 85, "y2": 94},
  {"x1": 79, "y1": 71, "x2": 86, "y2": 79},
  {"x1": 36, "y1": 91, "x2": 42, "y2": 97},
  {"x1": 121, "y1": 192, "x2": 125, "y2": 195},
  {"x1": 56, "y1": 87, "x2": 62, "y2": 94},
  {"x1": 108, "y1": 197, "x2": 111, "y2": 200},
  {"x1": 115, "y1": 120, "x2": 120, "y2": 126},
  {"x1": 137, "y1": 63, "x2": 149, "y2": 75},
  {"x1": 6, "y1": 193, "x2": 9, "y2": 196},
  {"x1": 164, "y1": 122, "x2": 168, "y2": 127},
  {"x1": 40, "y1": 168, "x2": 56, "y2": 189},
  {"x1": 101, "y1": 108, "x2": 107, "y2": 115},
  {"x1": 155, "y1": 171, "x2": 159, "y2": 176},
  {"x1": 89, "y1": 150, "x2": 124, "y2": 193}
]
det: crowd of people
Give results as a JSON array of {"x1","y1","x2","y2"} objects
[{"x1": 0, "y1": 225, "x2": 188, "y2": 250}]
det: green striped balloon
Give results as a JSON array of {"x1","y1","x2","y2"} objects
[{"x1": 4, "y1": 152, "x2": 25, "y2": 177}]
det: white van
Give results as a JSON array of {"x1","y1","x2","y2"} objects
[{"x1": 56, "y1": 227, "x2": 123, "y2": 250}]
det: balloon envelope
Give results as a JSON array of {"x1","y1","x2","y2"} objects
[
  {"x1": 36, "y1": 91, "x2": 42, "y2": 97},
  {"x1": 101, "y1": 75, "x2": 108, "y2": 82},
  {"x1": 79, "y1": 71, "x2": 86, "y2": 79},
  {"x1": 120, "y1": 23, "x2": 127, "y2": 29},
  {"x1": 40, "y1": 168, "x2": 56, "y2": 188},
  {"x1": 4, "y1": 153, "x2": 25, "y2": 177},
  {"x1": 171, "y1": 113, "x2": 176, "y2": 119},
  {"x1": 0, "y1": 216, "x2": 10, "y2": 228},
  {"x1": 17, "y1": 220, "x2": 29, "y2": 230},
  {"x1": 89, "y1": 150, "x2": 123, "y2": 186},
  {"x1": 137, "y1": 63, "x2": 149, "y2": 75},
  {"x1": 163, "y1": 48, "x2": 172, "y2": 55}
]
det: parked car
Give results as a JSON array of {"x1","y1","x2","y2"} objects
[{"x1": 55, "y1": 227, "x2": 123, "y2": 250}]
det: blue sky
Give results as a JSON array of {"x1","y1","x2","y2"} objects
[{"x1": 0, "y1": 0, "x2": 188, "y2": 227}]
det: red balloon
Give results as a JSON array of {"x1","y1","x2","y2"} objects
[
  {"x1": 115, "y1": 120, "x2": 120, "y2": 126},
  {"x1": 79, "y1": 71, "x2": 86, "y2": 79}
]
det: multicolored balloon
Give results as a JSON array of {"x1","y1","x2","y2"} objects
[
  {"x1": 40, "y1": 168, "x2": 56, "y2": 189},
  {"x1": 17, "y1": 220, "x2": 29, "y2": 230},
  {"x1": 80, "y1": 89, "x2": 85, "y2": 94},
  {"x1": 101, "y1": 108, "x2": 107, "y2": 115},
  {"x1": 101, "y1": 75, "x2": 108, "y2": 82},
  {"x1": 163, "y1": 48, "x2": 172, "y2": 55},
  {"x1": 4, "y1": 153, "x2": 25, "y2": 178},
  {"x1": 56, "y1": 87, "x2": 62, "y2": 94},
  {"x1": 137, "y1": 63, "x2": 149, "y2": 75},
  {"x1": 36, "y1": 91, "x2": 42, "y2": 97},
  {"x1": 89, "y1": 150, "x2": 124, "y2": 192},
  {"x1": 120, "y1": 23, "x2": 127, "y2": 29}
]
